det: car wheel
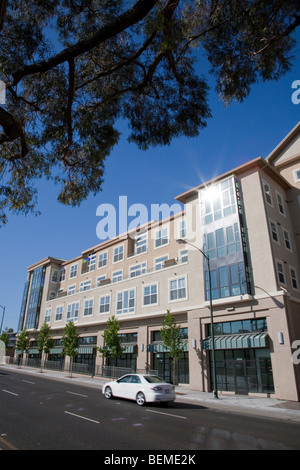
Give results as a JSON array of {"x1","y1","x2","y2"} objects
[
  {"x1": 104, "y1": 386, "x2": 113, "y2": 399},
  {"x1": 136, "y1": 391, "x2": 146, "y2": 406}
]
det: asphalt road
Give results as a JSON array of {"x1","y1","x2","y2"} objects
[{"x1": 1, "y1": 369, "x2": 300, "y2": 451}]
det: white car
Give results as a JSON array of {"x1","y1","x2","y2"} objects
[{"x1": 102, "y1": 373, "x2": 176, "y2": 405}]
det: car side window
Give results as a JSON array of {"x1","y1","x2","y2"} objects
[
  {"x1": 130, "y1": 375, "x2": 141, "y2": 384},
  {"x1": 118, "y1": 375, "x2": 132, "y2": 383}
]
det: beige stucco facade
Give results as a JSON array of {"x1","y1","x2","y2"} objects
[{"x1": 18, "y1": 123, "x2": 300, "y2": 401}]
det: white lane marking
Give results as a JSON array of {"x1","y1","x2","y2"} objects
[
  {"x1": 0, "y1": 435, "x2": 19, "y2": 450},
  {"x1": 2, "y1": 389, "x2": 19, "y2": 396},
  {"x1": 64, "y1": 411, "x2": 99, "y2": 424},
  {"x1": 22, "y1": 380, "x2": 35, "y2": 384},
  {"x1": 66, "y1": 391, "x2": 88, "y2": 398},
  {"x1": 146, "y1": 409, "x2": 187, "y2": 420}
]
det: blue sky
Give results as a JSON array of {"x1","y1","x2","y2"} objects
[{"x1": 1, "y1": 37, "x2": 300, "y2": 332}]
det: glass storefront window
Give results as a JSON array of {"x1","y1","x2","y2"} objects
[
  {"x1": 209, "y1": 318, "x2": 267, "y2": 336},
  {"x1": 153, "y1": 351, "x2": 189, "y2": 384},
  {"x1": 210, "y1": 348, "x2": 274, "y2": 394},
  {"x1": 231, "y1": 321, "x2": 243, "y2": 334}
]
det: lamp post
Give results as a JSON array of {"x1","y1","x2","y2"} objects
[
  {"x1": 0, "y1": 305, "x2": 6, "y2": 335},
  {"x1": 176, "y1": 239, "x2": 218, "y2": 399}
]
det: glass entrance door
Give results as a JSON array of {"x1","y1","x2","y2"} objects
[{"x1": 234, "y1": 360, "x2": 248, "y2": 394}]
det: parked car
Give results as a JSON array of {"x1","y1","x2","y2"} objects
[{"x1": 102, "y1": 373, "x2": 176, "y2": 405}]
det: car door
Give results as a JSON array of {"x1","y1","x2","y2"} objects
[
  {"x1": 127, "y1": 375, "x2": 142, "y2": 400},
  {"x1": 114, "y1": 375, "x2": 133, "y2": 399}
]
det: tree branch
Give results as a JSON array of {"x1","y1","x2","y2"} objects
[
  {"x1": 66, "y1": 59, "x2": 75, "y2": 147},
  {"x1": 0, "y1": 107, "x2": 28, "y2": 158},
  {"x1": 11, "y1": 0, "x2": 159, "y2": 86},
  {"x1": 76, "y1": 30, "x2": 157, "y2": 91},
  {"x1": 249, "y1": 15, "x2": 300, "y2": 56},
  {"x1": 0, "y1": 0, "x2": 8, "y2": 32}
]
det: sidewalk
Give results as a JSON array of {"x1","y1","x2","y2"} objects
[
  {"x1": 2, "y1": 363, "x2": 300, "y2": 422},
  {"x1": 174, "y1": 384, "x2": 300, "y2": 422}
]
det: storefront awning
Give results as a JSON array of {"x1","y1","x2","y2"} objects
[
  {"x1": 147, "y1": 339, "x2": 189, "y2": 353},
  {"x1": 49, "y1": 348, "x2": 63, "y2": 354},
  {"x1": 202, "y1": 332, "x2": 268, "y2": 350},
  {"x1": 76, "y1": 347, "x2": 94, "y2": 354},
  {"x1": 121, "y1": 343, "x2": 137, "y2": 354}
]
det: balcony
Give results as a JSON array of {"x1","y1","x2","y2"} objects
[{"x1": 48, "y1": 256, "x2": 188, "y2": 301}]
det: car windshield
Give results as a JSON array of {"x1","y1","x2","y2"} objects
[{"x1": 144, "y1": 375, "x2": 165, "y2": 383}]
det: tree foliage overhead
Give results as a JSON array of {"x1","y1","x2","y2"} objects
[{"x1": 0, "y1": 0, "x2": 299, "y2": 224}]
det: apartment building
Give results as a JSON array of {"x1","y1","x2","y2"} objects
[
  {"x1": 17, "y1": 122, "x2": 300, "y2": 401},
  {"x1": 17, "y1": 214, "x2": 192, "y2": 383}
]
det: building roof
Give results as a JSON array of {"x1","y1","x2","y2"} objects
[
  {"x1": 175, "y1": 157, "x2": 291, "y2": 204},
  {"x1": 27, "y1": 257, "x2": 65, "y2": 272},
  {"x1": 266, "y1": 121, "x2": 300, "y2": 165},
  {"x1": 27, "y1": 211, "x2": 186, "y2": 269}
]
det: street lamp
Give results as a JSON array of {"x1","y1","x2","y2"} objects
[
  {"x1": 0, "y1": 305, "x2": 6, "y2": 335},
  {"x1": 176, "y1": 239, "x2": 218, "y2": 399}
]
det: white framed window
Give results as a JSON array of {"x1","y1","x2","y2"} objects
[
  {"x1": 263, "y1": 181, "x2": 272, "y2": 206},
  {"x1": 283, "y1": 229, "x2": 292, "y2": 251},
  {"x1": 59, "y1": 268, "x2": 65, "y2": 282},
  {"x1": 169, "y1": 276, "x2": 187, "y2": 301},
  {"x1": 179, "y1": 249, "x2": 188, "y2": 263},
  {"x1": 116, "y1": 289, "x2": 135, "y2": 314},
  {"x1": 201, "y1": 178, "x2": 236, "y2": 224},
  {"x1": 290, "y1": 267, "x2": 299, "y2": 290},
  {"x1": 67, "y1": 302, "x2": 79, "y2": 322},
  {"x1": 83, "y1": 298, "x2": 94, "y2": 316},
  {"x1": 276, "y1": 192, "x2": 286, "y2": 216},
  {"x1": 70, "y1": 264, "x2": 78, "y2": 279},
  {"x1": 112, "y1": 269, "x2": 123, "y2": 283},
  {"x1": 96, "y1": 275, "x2": 106, "y2": 286},
  {"x1": 45, "y1": 308, "x2": 52, "y2": 323},
  {"x1": 135, "y1": 232, "x2": 147, "y2": 254},
  {"x1": 98, "y1": 251, "x2": 108, "y2": 268},
  {"x1": 99, "y1": 294, "x2": 110, "y2": 314},
  {"x1": 293, "y1": 168, "x2": 300, "y2": 183},
  {"x1": 86, "y1": 254, "x2": 96, "y2": 272},
  {"x1": 80, "y1": 280, "x2": 92, "y2": 291},
  {"x1": 155, "y1": 255, "x2": 168, "y2": 270},
  {"x1": 276, "y1": 260, "x2": 286, "y2": 285},
  {"x1": 130, "y1": 262, "x2": 147, "y2": 278},
  {"x1": 155, "y1": 226, "x2": 169, "y2": 248},
  {"x1": 178, "y1": 218, "x2": 187, "y2": 239},
  {"x1": 143, "y1": 283, "x2": 158, "y2": 306},
  {"x1": 55, "y1": 305, "x2": 63, "y2": 321},
  {"x1": 51, "y1": 270, "x2": 58, "y2": 283},
  {"x1": 68, "y1": 285, "x2": 76, "y2": 295},
  {"x1": 113, "y1": 245, "x2": 124, "y2": 263},
  {"x1": 270, "y1": 219, "x2": 279, "y2": 243}
]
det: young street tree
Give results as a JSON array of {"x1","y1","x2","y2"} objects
[
  {"x1": 61, "y1": 320, "x2": 80, "y2": 377},
  {"x1": 98, "y1": 315, "x2": 124, "y2": 371},
  {"x1": 16, "y1": 328, "x2": 30, "y2": 366},
  {"x1": 0, "y1": 1, "x2": 299, "y2": 224},
  {"x1": 161, "y1": 310, "x2": 185, "y2": 384},
  {"x1": 37, "y1": 322, "x2": 54, "y2": 372},
  {"x1": 0, "y1": 327, "x2": 11, "y2": 348}
]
